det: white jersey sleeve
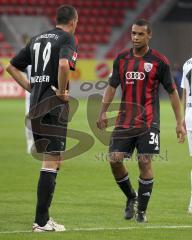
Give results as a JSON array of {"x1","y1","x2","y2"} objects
[
  {"x1": 182, "y1": 58, "x2": 192, "y2": 130},
  {"x1": 181, "y1": 58, "x2": 192, "y2": 89},
  {"x1": 25, "y1": 65, "x2": 33, "y2": 153},
  {"x1": 181, "y1": 66, "x2": 186, "y2": 89}
]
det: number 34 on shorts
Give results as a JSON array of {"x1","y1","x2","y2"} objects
[{"x1": 149, "y1": 131, "x2": 159, "y2": 151}]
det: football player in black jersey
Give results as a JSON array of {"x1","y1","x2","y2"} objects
[{"x1": 6, "y1": 5, "x2": 78, "y2": 232}]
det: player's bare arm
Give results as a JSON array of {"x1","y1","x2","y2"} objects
[
  {"x1": 97, "y1": 85, "x2": 116, "y2": 129},
  {"x1": 169, "y1": 89, "x2": 186, "y2": 143},
  {"x1": 6, "y1": 63, "x2": 31, "y2": 92},
  {"x1": 52, "y1": 58, "x2": 70, "y2": 102},
  {"x1": 58, "y1": 59, "x2": 70, "y2": 93}
]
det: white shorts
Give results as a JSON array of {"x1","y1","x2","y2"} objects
[{"x1": 187, "y1": 131, "x2": 192, "y2": 156}]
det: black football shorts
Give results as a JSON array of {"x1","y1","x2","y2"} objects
[
  {"x1": 31, "y1": 103, "x2": 69, "y2": 154},
  {"x1": 109, "y1": 127, "x2": 160, "y2": 156}
]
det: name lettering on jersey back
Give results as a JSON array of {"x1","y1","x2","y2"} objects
[
  {"x1": 31, "y1": 75, "x2": 50, "y2": 83},
  {"x1": 35, "y1": 34, "x2": 59, "y2": 41}
]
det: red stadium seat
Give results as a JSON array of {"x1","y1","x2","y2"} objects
[
  {"x1": 102, "y1": 1, "x2": 111, "y2": 8},
  {"x1": 105, "y1": 17, "x2": 114, "y2": 25},
  {"x1": 90, "y1": 9, "x2": 100, "y2": 17},
  {"x1": 83, "y1": 34, "x2": 92, "y2": 43},
  {"x1": 0, "y1": 41, "x2": 15, "y2": 57},
  {"x1": 28, "y1": 0, "x2": 36, "y2": 5},
  {"x1": 0, "y1": 32, "x2": 5, "y2": 42},
  {"x1": 115, "y1": 17, "x2": 124, "y2": 25},
  {"x1": 0, "y1": 0, "x2": 6, "y2": 4},
  {"x1": 46, "y1": 0, "x2": 55, "y2": 6},
  {"x1": 99, "y1": 9, "x2": 108, "y2": 17},
  {"x1": 80, "y1": 0, "x2": 92, "y2": 8},
  {"x1": 76, "y1": 25, "x2": 84, "y2": 34},
  {"x1": 100, "y1": 35, "x2": 109, "y2": 44},
  {"x1": 89, "y1": 17, "x2": 97, "y2": 25},
  {"x1": 128, "y1": 0, "x2": 137, "y2": 9},
  {"x1": 97, "y1": 18, "x2": 106, "y2": 25},
  {"x1": 16, "y1": 7, "x2": 24, "y2": 15},
  {"x1": 18, "y1": 0, "x2": 27, "y2": 4},
  {"x1": 8, "y1": 0, "x2": 17, "y2": 4},
  {"x1": 111, "y1": 1, "x2": 121, "y2": 8},
  {"x1": 38, "y1": 0, "x2": 46, "y2": 6},
  {"x1": 44, "y1": 7, "x2": 54, "y2": 16},
  {"x1": 6, "y1": 6, "x2": 15, "y2": 15},
  {"x1": 92, "y1": 1, "x2": 103, "y2": 8},
  {"x1": 0, "y1": 7, "x2": 4, "y2": 15},
  {"x1": 81, "y1": 8, "x2": 90, "y2": 16},
  {"x1": 24, "y1": 7, "x2": 36, "y2": 15}
]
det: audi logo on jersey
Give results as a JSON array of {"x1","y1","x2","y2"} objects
[{"x1": 125, "y1": 71, "x2": 145, "y2": 81}]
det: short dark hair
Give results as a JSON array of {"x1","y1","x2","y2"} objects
[
  {"x1": 133, "y1": 19, "x2": 152, "y2": 33},
  {"x1": 56, "y1": 5, "x2": 77, "y2": 25}
]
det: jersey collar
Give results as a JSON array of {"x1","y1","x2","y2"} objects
[{"x1": 130, "y1": 47, "x2": 151, "y2": 58}]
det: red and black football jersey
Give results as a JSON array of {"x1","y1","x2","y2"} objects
[
  {"x1": 10, "y1": 27, "x2": 78, "y2": 109},
  {"x1": 109, "y1": 48, "x2": 176, "y2": 130}
]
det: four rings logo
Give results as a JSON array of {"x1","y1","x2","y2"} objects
[{"x1": 125, "y1": 71, "x2": 145, "y2": 81}]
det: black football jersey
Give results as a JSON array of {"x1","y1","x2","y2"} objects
[{"x1": 11, "y1": 27, "x2": 78, "y2": 108}]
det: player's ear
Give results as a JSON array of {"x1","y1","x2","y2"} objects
[
  {"x1": 148, "y1": 31, "x2": 152, "y2": 39},
  {"x1": 70, "y1": 19, "x2": 76, "y2": 30},
  {"x1": 68, "y1": 19, "x2": 74, "y2": 28}
]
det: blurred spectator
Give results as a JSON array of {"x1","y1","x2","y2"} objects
[
  {"x1": 22, "y1": 33, "x2": 30, "y2": 44},
  {"x1": 0, "y1": 62, "x2": 4, "y2": 76}
]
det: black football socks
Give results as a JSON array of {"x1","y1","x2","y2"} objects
[
  {"x1": 35, "y1": 168, "x2": 57, "y2": 227},
  {"x1": 116, "y1": 174, "x2": 136, "y2": 199},
  {"x1": 138, "y1": 177, "x2": 154, "y2": 211}
]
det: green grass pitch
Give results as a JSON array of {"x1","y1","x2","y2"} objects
[{"x1": 0, "y1": 99, "x2": 192, "y2": 240}]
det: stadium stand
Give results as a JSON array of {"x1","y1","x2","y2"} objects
[
  {"x1": 0, "y1": 0, "x2": 137, "y2": 58},
  {"x1": 105, "y1": 0, "x2": 167, "y2": 58},
  {"x1": 0, "y1": 31, "x2": 15, "y2": 57}
]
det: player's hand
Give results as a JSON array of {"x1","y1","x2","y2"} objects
[
  {"x1": 51, "y1": 86, "x2": 69, "y2": 102},
  {"x1": 176, "y1": 122, "x2": 186, "y2": 144},
  {"x1": 182, "y1": 119, "x2": 186, "y2": 131},
  {"x1": 97, "y1": 112, "x2": 108, "y2": 129}
]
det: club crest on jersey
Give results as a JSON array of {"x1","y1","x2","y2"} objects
[{"x1": 144, "y1": 62, "x2": 153, "y2": 72}]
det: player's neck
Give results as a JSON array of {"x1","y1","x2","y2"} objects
[
  {"x1": 56, "y1": 24, "x2": 72, "y2": 34},
  {"x1": 133, "y1": 45, "x2": 149, "y2": 57}
]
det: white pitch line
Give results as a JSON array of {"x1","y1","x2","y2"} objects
[
  {"x1": 69, "y1": 225, "x2": 192, "y2": 231},
  {"x1": 0, "y1": 230, "x2": 31, "y2": 234},
  {"x1": 1, "y1": 225, "x2": 192, "y2": 234}
]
